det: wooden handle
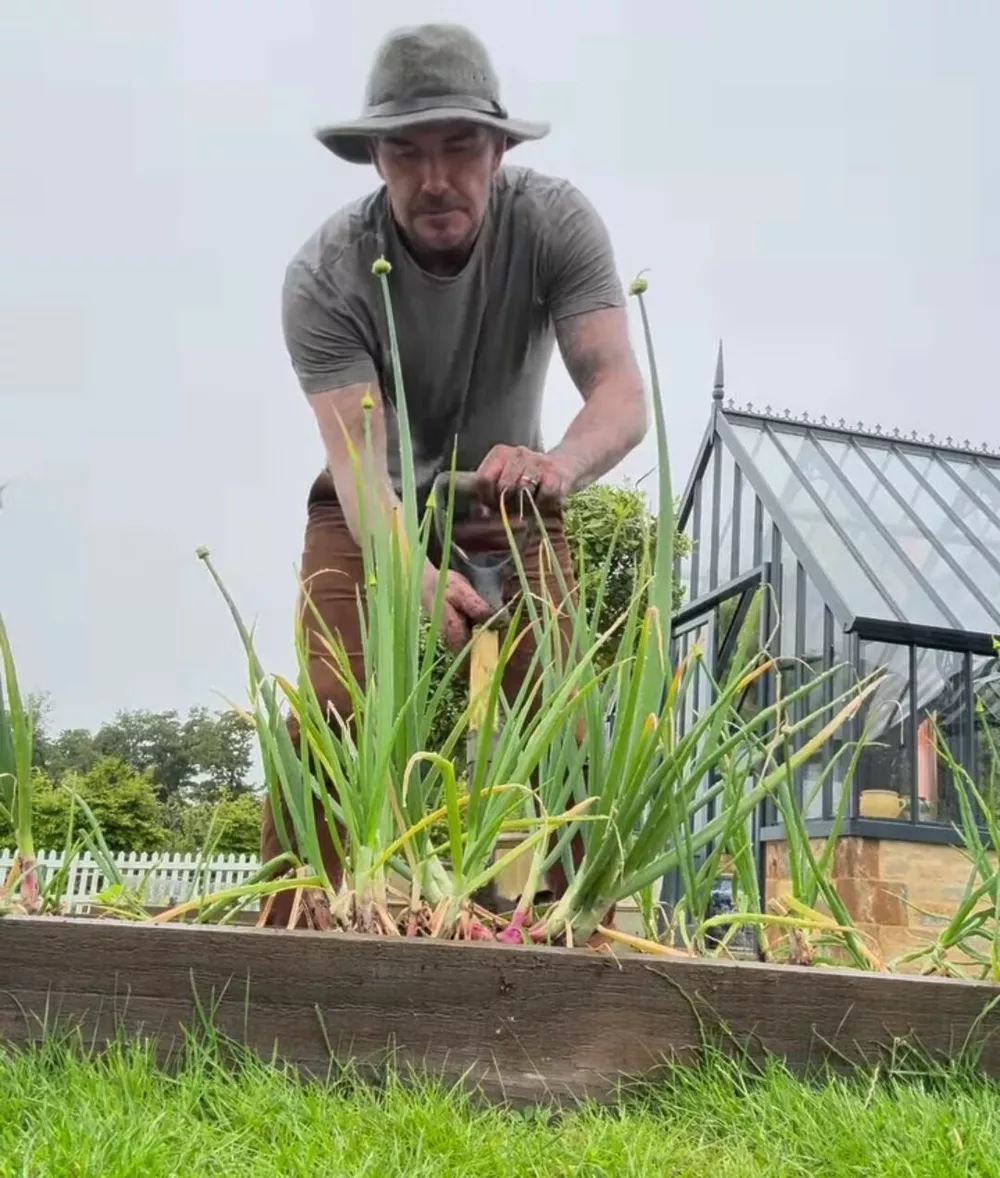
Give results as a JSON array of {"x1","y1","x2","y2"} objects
[{"x1": 468, "y1": 625, "x2": 500, "y2": 733}]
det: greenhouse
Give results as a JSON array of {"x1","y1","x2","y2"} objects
[{"x1": 673, "y1": 346, "x2": 1000, "y2": 861}]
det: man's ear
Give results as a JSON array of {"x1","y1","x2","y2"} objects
[
  {"x1": 368, "y1": 139, "x2": 384, "y2": 177},
  {"x1": 490, "y1": 131, "x2": 507, "y2": 172}
]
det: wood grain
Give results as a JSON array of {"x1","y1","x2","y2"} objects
[
  {"x1": 468, "y1": 625, "x2": 499, "y2": 732},
  {"x1": 2, "y1": 916, "x2": 999, "y2": 1104}
]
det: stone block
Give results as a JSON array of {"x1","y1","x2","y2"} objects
[
  {"x1": 888, "y1": 844, "x2": 974, "y2": 886},
  {"x1": 911, "y1": 902, "x2": 956, "y2": 929},
  {"x1": 904, "y1": 881, "x2": 969, "y2": 913},
  {"x1": 765, "y1": 843, "x2": 789, "y2": 879},
  {"x1": 760, "y1": 835, "x2": 990, "y2": 972},
  {"x1": 879, "y1": 850, "x2": 915, "y2": 882},
  {"x1": 876, "y1": 923, "x2": 933, "y2": 967},
  {"x1": 832, "y1": 837, "x2": 879, "y2": 882},
  {"x1": 834, "y1": 879, "x2": 907, "y2": 927},
  {"x1": 764, "y1": 878, "x2": 793, "y2": 910}
]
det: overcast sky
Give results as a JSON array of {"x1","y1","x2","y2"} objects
[{"x1": 1, "y1": 0, "x2": 996, "y2": 734}]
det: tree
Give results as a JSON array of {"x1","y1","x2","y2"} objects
[
  {"x1": 164, "y1": 791, "x2": 263, "y2": 857},
  {"x1": 33, "y1": 706, "x2": 257, "y2": 804},
  {"x1": 25, "y1": 690, "x2": 55, "y2": 770},
  {"x1": 38, "y1": 727, "x2": 101, "y2": 779},
  {"x1": 92, "y1": 710, "x2": 193, "y2": 800},
  {"x1": 180, "y1": 707, "x2": 255, "y2": 802}
]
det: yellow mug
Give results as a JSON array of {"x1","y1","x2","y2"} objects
[{"x1": 859, "y1": 789, "x2": 906, "y2": 819}]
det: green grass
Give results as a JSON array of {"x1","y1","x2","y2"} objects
[{"x1": 2, "y1": 1035, "x2": 999, "y2": 1176}]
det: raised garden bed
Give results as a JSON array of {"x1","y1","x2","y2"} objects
[{"x1": 3, "y1": 916, "x2": 999, "y2": 1106}]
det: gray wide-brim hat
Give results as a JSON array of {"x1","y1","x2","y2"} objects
[{"x1": 315, "y1": 23, "x2": 549, "y2": 165}]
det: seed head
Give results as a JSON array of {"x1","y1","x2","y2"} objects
[
  {"x1": 629, "y1": 275, "x2": 649, "y2": 297},
  {"x1": 372, "y1": 256, "x2": 392, "y2": 276},
  {"x1": 195, "y1": 546, "x2": 210, "y2": 561},
  {"x1": 361, "y1": 392, "x2": 374, "y2": 411}
]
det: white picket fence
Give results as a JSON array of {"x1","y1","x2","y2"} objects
[{"x1": 0, "y1": 848, "x2": 262, "y2": 912}]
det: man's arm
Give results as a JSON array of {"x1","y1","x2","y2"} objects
[
  {"x1": 476, "y1": 183, "x2": 648, "y2": 505},
  {"x1": 546, "y1": 304, "x2": 648, "y2": 494},
  {"x1": 542, "y1": 183, "x2": 648, "y2": 493},
  {"x1": 309, "y1": 378, "x2": 491, "y2": 649},
  {"x1": 308, "y1": 380, "x2": 400, "y2": 545},
  {"x1": 281, "y1": 260, "x2": 399, "y2": 542},
  {"x1": 282, "y1": 262, "x2": 491, "y2": 647}
]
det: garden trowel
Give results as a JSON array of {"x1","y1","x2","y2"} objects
[{"x1": 430, "y1": 470, "x2": 516, "y2": 772}]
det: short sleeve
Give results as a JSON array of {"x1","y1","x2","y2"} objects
[
  {"x1": 281, "y1": 259, "x2": 379, "y2": 395},
  {"x1": 541, "y1": 183, "x2": 626, "y2": 322}
]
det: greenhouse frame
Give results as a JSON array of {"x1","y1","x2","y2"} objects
[{"x1": 671, "y1": 346, "x2": 1000, "y2": 871}]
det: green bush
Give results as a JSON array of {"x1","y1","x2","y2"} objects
[{"x1": 0, "y1": 756, "x2": 169, "y2": 853}]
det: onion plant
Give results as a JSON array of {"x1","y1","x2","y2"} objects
[
  {"x1": 890, "y1": 708, "x2": 1000, "y2": 980},
  {"x1": 199, "y1": 256, "x2": 588, "y2": 937},
  {"x1": 0, "y1": 255, "x2": 889, "y2": 952},
  {"x1": 194, "y1": 260, "x2": 884, "y2": 949},
  {"x1": 471, "y1": 278, "x2": 885, "y2": 949},
  {"x1": 746, "y1": 688, "x2": 885, "y2": 971},
  {"x1": 0, "y1": 255, "x2": 990, "y2": 967},
  {"x1": 0, "y1": 613, "x2": 39, "y2": 912}
]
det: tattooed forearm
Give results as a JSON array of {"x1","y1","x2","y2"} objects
[
  {"x1": 556, "y1": 308, "x2": 633, "y2": 397},
  {"x1": 548, "y1": 306, "x2": 649, "y2": 491}
]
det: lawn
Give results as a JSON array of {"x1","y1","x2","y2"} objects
[{"x1": 1, "y1": 1034, "x2": 998, "y2": 1177}]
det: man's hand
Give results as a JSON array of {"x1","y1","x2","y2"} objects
[
  {"x1": 475, "y1": 444, "x2": 577, "y2": 512},
  {"x1": 422, "y1": 562, "x2": 494, "y2": 653}
]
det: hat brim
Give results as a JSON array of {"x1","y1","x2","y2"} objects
[{"x1": 314, "y1": 107, "x2": 550, "y2": 164}]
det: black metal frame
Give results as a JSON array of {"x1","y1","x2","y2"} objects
[
  {"x1": 758, "y1": 817, "x2": 974, "y2": 847},
  {"x1": 663, "y1": 566, "x2": 770, "y2": 918},
  {"x1": 673, "y1": 398, "x2": 1000, "y2": 851}
]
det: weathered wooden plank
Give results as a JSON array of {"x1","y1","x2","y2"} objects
[{"x1": 2, "y1": 916, "x2": 998, "y2": 1104}]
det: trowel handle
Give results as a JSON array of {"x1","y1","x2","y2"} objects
[
  {"x1": 430, "y1": 470, "x2": 483, "y2": 542},
  {"x1": 431, "y1": 470, "x2": 481, "y2": 498},
  {"x1": 468, "y1": 624, "x2": 500, "y2": 734}
]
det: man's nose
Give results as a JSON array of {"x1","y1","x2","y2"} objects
[{"x1": 417, "y1": 152, "x2": 449, "y2": 194}]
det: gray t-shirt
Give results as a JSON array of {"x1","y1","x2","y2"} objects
[{"x1": 281, "y1": 164, "x2": 625, "y2": 502}]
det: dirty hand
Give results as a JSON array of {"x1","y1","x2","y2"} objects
[
  {"x1": 475, "y1": 445, "x2": 575, "y2": 511},
  {"x1": 421, "y1": 563, "x2": 494, "y2": 653}
]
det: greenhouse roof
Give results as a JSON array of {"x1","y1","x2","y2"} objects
[{"x1": 679, "y1": 357, "x2": 1000, "y2": 647}]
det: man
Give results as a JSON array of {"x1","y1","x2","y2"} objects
[{"x1": 263, "y1": 22, "x2": 648, "y2": 926}]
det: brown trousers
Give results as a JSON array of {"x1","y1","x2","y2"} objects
[{"x1": 260, "y1": 469, "x2": 603, "y2": 929}]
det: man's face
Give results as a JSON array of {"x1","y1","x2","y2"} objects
[{"x1": 372, "y1": 122, "x2": 505, "y2": 258}]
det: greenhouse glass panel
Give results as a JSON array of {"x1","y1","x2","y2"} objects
[
  {"x1": 922, "y1": 456, "x2": 1000, "y2": 549},
  {"x1": 779, "y1": 555, "x2": 797, "y2": 660},
  {"x1": 876, "y1": 447, "x2": 998, "y2": 626},
  {"x1": 857, "y1": 641, "x2": 913, "y2": 815},
  {"x1": 727, "y1": 421, "x2": 896, "y2": 620},
  {"x1": 972, "y1": 653, "x2": 1000, "y2": 808},
  {"x1": 786, "y1": 432, "x2": 953, "y2": 628},
  {"x1": 715, "y1": 446, "x2": 736, "y2": 589},
  {"x1": 812, "y1": 437, "x2": 998, "y2": 633},
  {"x1": 911, "y1": 646, "x2": 970, "y2": 827},
  {"x1": 694, "y1": 468, "x2": 714, "y2": 601},
  {"x1": 797, "y1": 571, "x2": 831, "y2": 821},
  {"x1": 956, "y1": 460, "x2": 1000, "y2": 520},
  {"x1": 735, "y1": 471, "x2": 758, "y2": 576}
]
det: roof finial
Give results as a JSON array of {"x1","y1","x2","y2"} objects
[{"x1": 712, "y1": 339, "x2": 725, "y2": 402}]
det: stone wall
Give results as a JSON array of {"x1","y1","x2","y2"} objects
[{"x1": 765, "y1": 836, "x2": 994, "y2": 973}]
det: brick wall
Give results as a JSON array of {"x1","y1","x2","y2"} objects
[{"x1": 765, "y1": 836, "x2": 995, "y2": 974}]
